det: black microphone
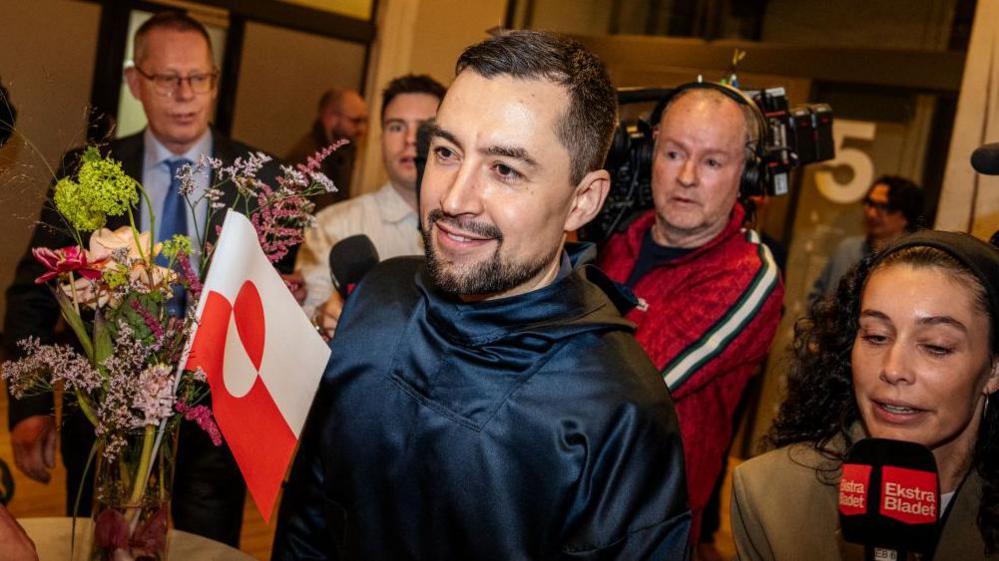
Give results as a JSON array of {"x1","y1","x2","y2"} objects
[
  {"x1": 971, "y1": 142, "x2": 999, "y2": 175},
  {"x1": 415, "y1": 120, "x2": 434, "y2": 231},
  {"x1": 838, "y1": 438, "x2": 940, "y2": 561},
  {"x1": 329, "y1": 235, "x2": 379, "y2": 298}
]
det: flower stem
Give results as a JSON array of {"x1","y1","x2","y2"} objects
[
  {"x1": 137, "y1": 183, "x2": 156, "y2": 258},
  {"x1": 74, "y1": 390, "x2": 99, "y2": 427},
  {"x1": 127, "y1": 208, "x2": 149, "y2": 265},
  {"x1": 127, "y1": 208, "x2": 158, "y2": 290},
  {"x1": 125, "y1": 424, "x2": 157, "y2": 529},
  {"x1": 67, "y1": 271, "x2": 80, "y2": 315}
]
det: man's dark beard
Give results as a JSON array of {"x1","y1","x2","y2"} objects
[{"x1": 422, "y1": 209, "x2": 561, "y2": 297}]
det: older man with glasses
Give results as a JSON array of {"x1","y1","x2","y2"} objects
[
  {"x1": 2, "y1": 10, "x2": 282, "y2": 548},
  {"x1": 809, "y1": 175, "x2": 926, "y2": 303}
]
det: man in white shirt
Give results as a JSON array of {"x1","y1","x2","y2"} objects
[{"x1": 297, "y1": 74, "x2": 446, "y2": 331}]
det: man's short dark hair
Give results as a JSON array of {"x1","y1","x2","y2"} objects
[
  {"x1": 134, "y1": 11, "x2": 213, "y2": 64},
  {"x1": 381, "y1": 74, "x2": 447, "y2": 122},
  {"x1": 871, "y1": 175, "x2": 925, "y2": 232},
  {"x1": 456, "y1": 30, "x2": 618, "y2": 185}
]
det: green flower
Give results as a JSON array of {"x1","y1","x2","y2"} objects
[
  {"x1": 102, "y1": 264, "x2": 130, "y2": 289},
  {"x1": 54, "y1": 178, "x2": 105, "y2": 232},
  {"x1": 77, "y1": 149, "x2": 139, "y2": 216},
  {"x1": 160, "y1": 235, "x2": 192, "y2": 261},
  {"x1": 54, "y1": 147, "x2": 139, "y2": 233}
]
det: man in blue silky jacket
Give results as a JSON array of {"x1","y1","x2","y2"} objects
[{"x1": 272, "y1": 30, "x2": 691, "y2": 560}]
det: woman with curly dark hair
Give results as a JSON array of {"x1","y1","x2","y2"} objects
[{"x1": 731, "y1": 230, "x2": 999, "y2": 560}]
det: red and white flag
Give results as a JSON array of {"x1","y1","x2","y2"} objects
[{"x1": 185, "y1": 210, "x2": 331, "y2": 522}]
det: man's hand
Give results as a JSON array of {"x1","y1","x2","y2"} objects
[
  {"x1": 281, "y1": 272, "x2": 307, "y2": 306},
  {"x1": 0, "y1": 505, "x2": 38, "y2": 561},
  {"x1": 11, "y1": 416, "x2": 56, "y2": 483},
  {"x1": 313, "y1": 292, "x2": 345, "y2": 341}
]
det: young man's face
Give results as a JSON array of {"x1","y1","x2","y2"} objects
[
  {"x1": 420, "y1": 70, "x2": 607, "y2": 301},
  {"x1": 381, "y1": 92, "x2": 440, "y2": 192},
  {"x1": 125, "y1": 28, "x2": 216, "y2": 155}
]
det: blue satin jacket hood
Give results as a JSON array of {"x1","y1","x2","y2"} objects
[{"x1": 273, "y1": 243, "x2": 691, "y2": 560}]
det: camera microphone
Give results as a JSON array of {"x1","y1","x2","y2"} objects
[
  {"x1": 838, "y1": 438, "x2": 940, "y2": 561},
  {"x1": 329, "y1": 235, "x2": 380, "y2": 299},
  {"x1": 971, "y1": 143, "x2": 999, "y2": 175}
]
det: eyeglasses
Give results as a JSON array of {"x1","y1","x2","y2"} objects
[
  {"x1": 863, "y1": 197, "x2": 896, "y2": 214},
  {"x1": 133, "y1": 66, "x2": 218, "y2": 96}
]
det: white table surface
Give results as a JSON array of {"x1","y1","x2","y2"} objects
[{"x1": 20, "y1": 517, "x2": 256, "y2": 561}]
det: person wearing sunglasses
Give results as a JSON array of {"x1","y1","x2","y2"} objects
[{"x1": 810, "y1": 175, "x2": 925, "y2": 303}]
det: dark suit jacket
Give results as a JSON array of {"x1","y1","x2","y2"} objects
[
  {"x1": 3, "y1": 129, "x2": 282, "y2": 428},
  {"x1": 732, "y1": 440, "x2": 997, "y2": 561}
]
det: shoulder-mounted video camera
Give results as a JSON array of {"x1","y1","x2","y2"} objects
[{"x1": 584, "y1": 81, "x2": 835, "y2": 243}]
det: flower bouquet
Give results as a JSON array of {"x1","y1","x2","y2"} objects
[{"x1": 2, "y1": 142, "x2": 342, "y2": 560}]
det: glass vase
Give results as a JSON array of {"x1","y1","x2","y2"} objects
[{"x1": 88, "y1": 425, "x2": 178, "y2": 561}]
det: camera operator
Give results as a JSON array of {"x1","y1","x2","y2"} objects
[{"x1": 599, "y1": 82, "x2": 784, "y2": 543}]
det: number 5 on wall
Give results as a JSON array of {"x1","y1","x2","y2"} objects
[{"x1": 815, "y1": 120, "x2": 877, "y2": 204}]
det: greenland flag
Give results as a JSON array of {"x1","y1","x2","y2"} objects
[{"x1": 185, "y1": 210, "x2": 331, "y2": 522}]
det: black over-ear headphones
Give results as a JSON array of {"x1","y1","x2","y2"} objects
[{"x1": 650, "y1": 81, "x2": 770, "y2": 197}]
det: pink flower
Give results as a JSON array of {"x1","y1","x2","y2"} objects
[
  {"x1": 297, "y1": 139, "x2": 348, "y2": 174},
  {"x1": 88, "y1": 226, "x2": 159, "y2": 263},
  {"x1": 133, "y1": 364, "x2": 175, "y2": 425},
  {"x1": 59, "y1": 276, "x2": 111, "y2": 308},
  {"x1": 174, "y1": 401, "x2": 223, "y2": 446},
  {"x1": 126, "y1": 261, "x2": 177, "y2": 293},
  {"x1": 32, "y1": 245, "x2": 105, "y2": 284},
  {"x1": 129, "y1": 299, "x2": 164, "y2": 339},
  {"x1": 177, "y1": 252, "x2": 202, "y2": 299}
]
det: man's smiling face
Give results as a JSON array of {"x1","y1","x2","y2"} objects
[{"x1": 419, "y1": 70, "x2": 580, "y2": 300}]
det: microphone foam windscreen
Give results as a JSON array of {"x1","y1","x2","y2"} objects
[
  {"x1": 838, "y1": 438, "x2": 940, "y2": 553},
  {"x1": 329, "y1": 235, "x2": 380, "y2": 297},
  {"x1": 971, "y1": 142, "x2": 999, "y2": 175}
]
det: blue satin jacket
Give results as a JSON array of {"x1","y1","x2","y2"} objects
[{"x1": 273, "y1": 247, "x2": 691, "y2": 560}]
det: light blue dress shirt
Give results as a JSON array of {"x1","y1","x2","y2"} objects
[{"x1": 140, "y1": 128, "x2": 213, "y2": 262}]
